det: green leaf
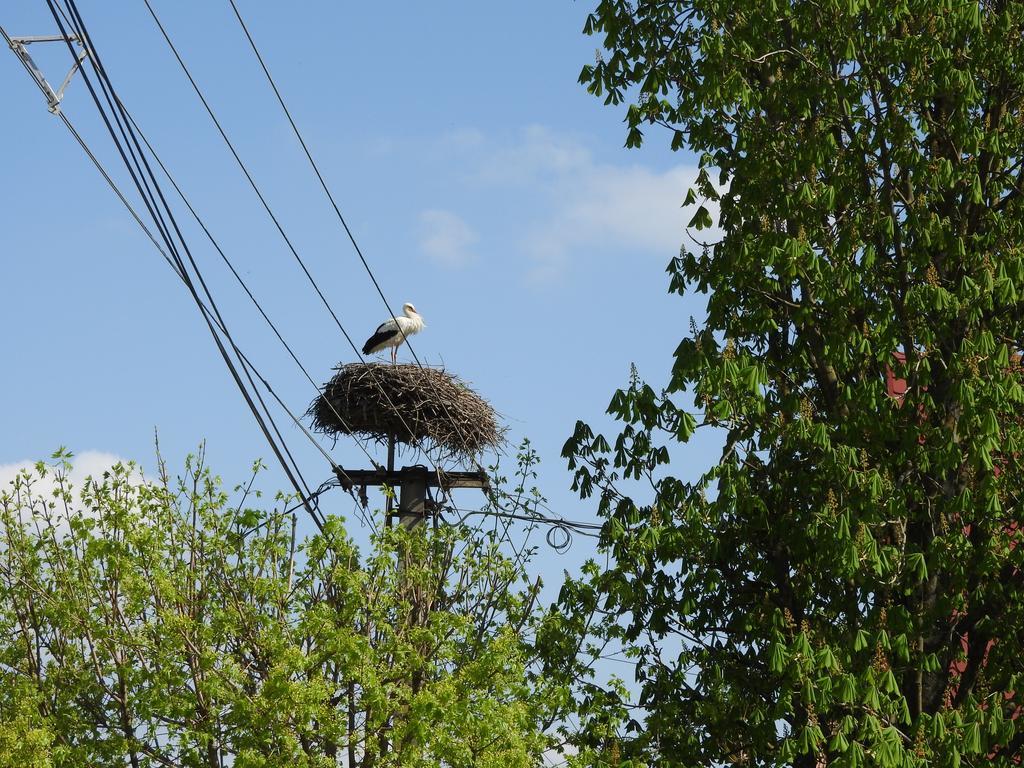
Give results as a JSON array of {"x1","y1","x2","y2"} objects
[
  {"x1": 854, "y1": 629, "x2": 870, "y2": 652},
  {"x1": 907, "y1": 551, "x2": 928, "y2": 581},
  {"x1": 688, "y1": 205, "x2": 714, "y2": 230}
]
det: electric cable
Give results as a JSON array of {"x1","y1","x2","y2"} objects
[
  {"x1": 45, "y1": 2, "x2": 405, "y2": 532},
  {"x1": 44, "y1": 2, "x2": 512, "y2": 541},
  {"x1": 10, "y1": 11, "x2": 377, "y2": 532},
  {"x1": 56, "y1": 0, "x2": 391, "y2": 530},
  {"x1": 120, "y1": 106, "x2": 383, "y2": 473},
  {"x1": 218, "y1": 2, "x2": 486, "y2": 521},
  {"x1": 67, "y1": 100, "x2": 332, "y2": 525},
  {"x1": 447, "y1": 504, "x2": 602, "y2": 553},
  {"x1": 223, "y1": 0, "x2": 410, "y2": 348},
  {"x1": 142, "y1": 0, "x2": 470, "y2": 516},
  {"x1": 221, "y1": 1, "x2": 488, "y2": 469},
  {"x1": 141, "y1": 0, "x2": 442, "y2": 477},
  {"x1": 60, "y1": 101, "x2": 351, "y2": 525},
  {"x1": 47, "y1": 0, "x2": 325, "y2": 528},
  {"x1": 140, "y1": 0, "x2": 360, "y2": 357}
]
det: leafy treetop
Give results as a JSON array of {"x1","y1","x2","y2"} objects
[{"x1": 543, "y1": 2, "x2": 1024, "y2": 766}]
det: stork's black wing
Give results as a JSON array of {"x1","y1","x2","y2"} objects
[{"x1": 362, "y1": 328, "x2": 400, "y2": 355}]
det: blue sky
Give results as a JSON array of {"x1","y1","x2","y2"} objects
[{"x1": 1, "y1": 2, "x2": 716, "y2": 569}]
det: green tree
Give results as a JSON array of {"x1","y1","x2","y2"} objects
[
  {"x1": 0, "y1": 451, "x2": 554, "y2": 768},
  {"x1": 543, "y1": 2, "x2": 1024, "y2": 765}
]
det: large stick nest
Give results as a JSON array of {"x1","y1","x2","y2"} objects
[{"x1": 308, "y1": 363, "x2": 502, "y2": 461}]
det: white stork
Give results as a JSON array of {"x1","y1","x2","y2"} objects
[{"x1": 361, "y1": 303, "x2": 425, "y2": 363}]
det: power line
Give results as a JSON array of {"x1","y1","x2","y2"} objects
[
  {"x1": 118, "y1": 107, "x2": 382, "y2": 474},
  {"x1": 55, "y1": 2, "x2": 353, "y2": 527},
  {"x1": 46, "y1": 2, "x2": 503, "y2": 537},
  {"x1": 51, "y1": 1, "x2": 384, "y2": 505},
  {"x1": 60, "y1": 92, "x2": 351, "y2": 526},
  {"x1": 68, "y1": 107, "x2": 332, "y2": 523},
  {"x1": 62, "y1": 1, "x2": 451, "y2": 532},
  {"x1": 143, "y1": 1, "x2": 480, "y2": 534},
  {"x1": 447, "y1": 504, "x2": 602, "y2": 554},
  {"x1": 46, "y1": 0, "x2": 326, "y2": 529},
  {"x1": 221, "y1": 1, "x2": 483, "y2": 480},
  {"x1": 9, "y1": 6, "x2": 451, "y2": 532},
  {"x1": 222, "y1": 0, "x2": 409, "y2": 350},
  {"x1": 139, "y1": 0, "x2": 360, "y2": 357},
  {"x1": 140, "y1": 0, "x2": 440, "y2": 477},
  {"x1": 2, "y1": 25, "x2": 327, "y2": 518}
]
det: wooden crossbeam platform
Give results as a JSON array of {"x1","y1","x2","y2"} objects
[
  {"x1": 333, "y1": 464, "x2": 489, "y2": 529},
  {"x1": 333, "y1": 465, "x2": 489, "y2": 492}
]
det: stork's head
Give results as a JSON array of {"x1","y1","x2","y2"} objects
[{"x1": 403, "y1": 302, "x2": 419, "y2": 316}]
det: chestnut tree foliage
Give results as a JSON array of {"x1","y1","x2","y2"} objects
[
  {"x1": 545, "y1": 1, "x2": 1024, "y2": 766},
  {"x1": 0, "y1": 453, "x2": 553, "y2": 768}
]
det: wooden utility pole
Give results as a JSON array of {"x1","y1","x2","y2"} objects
[
  {"x1": 397, "y1": 466, "x2": 428, "y2": 529},
  {"x1": 385, "y1": 434, "x2": 396, "y2": 522}
]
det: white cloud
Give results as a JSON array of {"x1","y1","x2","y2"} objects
[
  {"x1": 474, "y1": 124, "x2": 592, "y2": 184},
  {"x1": 418, "y1": 208, "x2": 479, "y2": 268},
  {"x1": 527, "y1": 162, "x2": 702, "y2": 282},
  {"x1": 440, "y1": 127, "x2": 486, "y2": 152},
  {"x1": 415, "y1": 125, "x2": 723, "y2": 283},
  {"x1": 451, "y1": 125, "x2": 718, "y2": 283}
]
